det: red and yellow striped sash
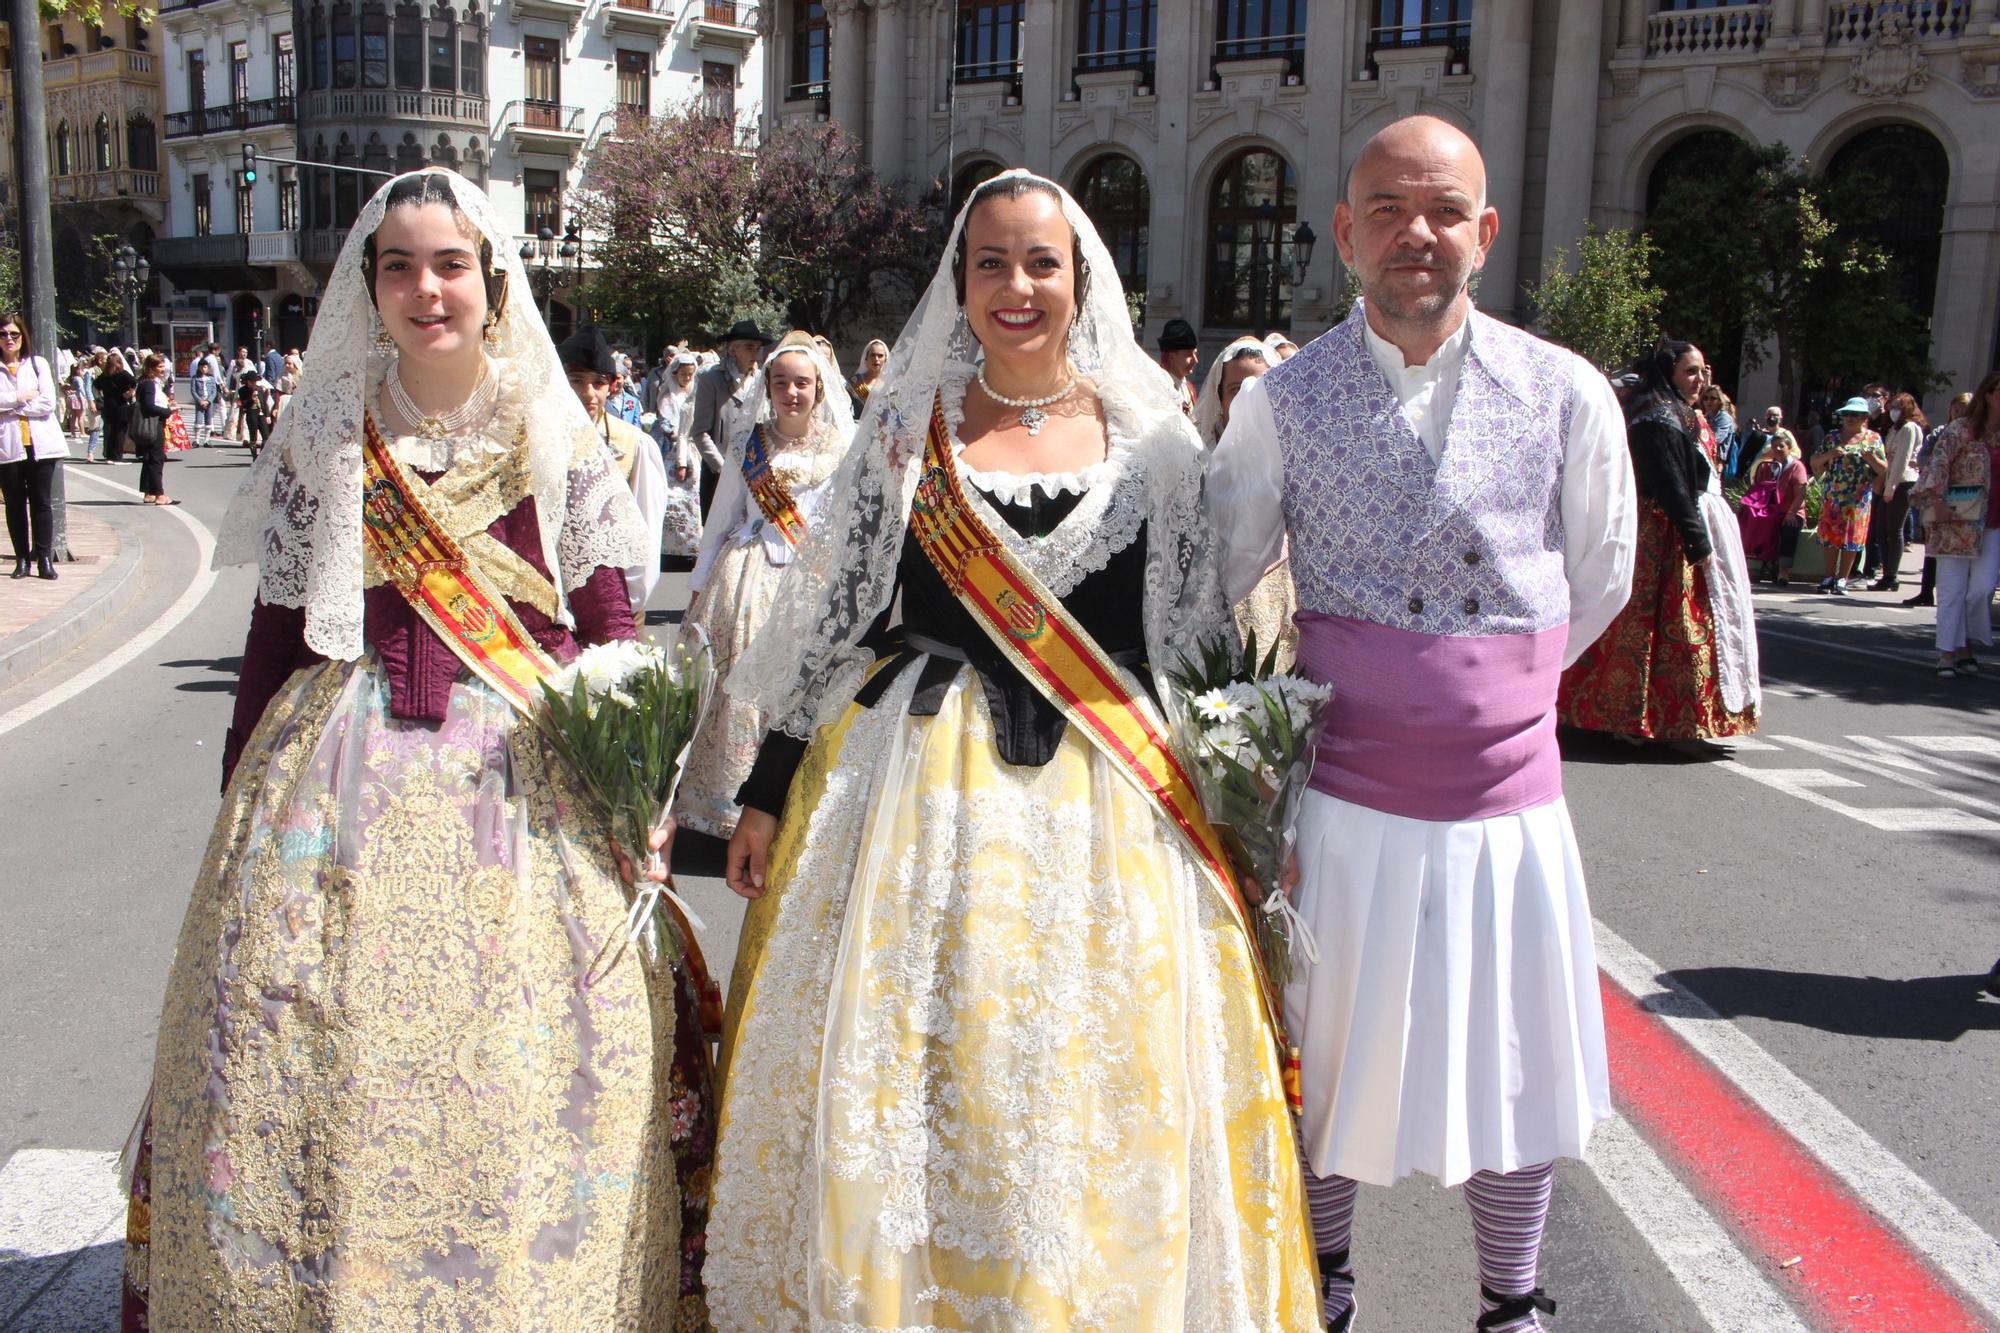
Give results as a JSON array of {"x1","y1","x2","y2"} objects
[
  {"x1": 907, "y1": 394, "x2": 1300, "y2": 1103},
  {"x1": 742, "y1": 425, "x2": 810, "y2": 548},
  {"x1": 360, "y1": 414, "x2": 560, "y2": 715}
]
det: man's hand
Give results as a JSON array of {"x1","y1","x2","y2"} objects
[{"x1": 727, "y1": 809, "x2": 778, "y2": 899}]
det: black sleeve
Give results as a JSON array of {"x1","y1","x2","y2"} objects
[
  {"x1": 735, "y1": 730, "x2": 811, "y2": 820},
  {"x1": 1628, "y1": 415, "x2": 1713, "y2": 563}
]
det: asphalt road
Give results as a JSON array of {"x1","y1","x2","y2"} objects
[{"x1": 0, "y1": 446, "x2": 1994, "y2": 1331}]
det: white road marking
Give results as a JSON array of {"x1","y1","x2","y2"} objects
[
  {"x1": 1720, "y1": 761, "x2": 1999, "y2": 832},
  {"x1": 1585, "y1": 1115, "x2": 1810, "y2": 1332},
  {"x1": 1593, "y1": 922, "x2": 2000, "y2": 1322},
  {"x1": 0, "y1": 469, "x2": 220, "y2": 740},
  {"x1": 1893, "y1": 734, "x2": 2000, "y2": 767},
  {"x1": 0, "y1": 1148, "x2": 125, "y2": 1329},
  {"x1": 1758, "y1": 625, "x2": 1940, "y2": 669},
  {"x1": 1769, "y1": 734, "x2": 2000, "y2": 819}
]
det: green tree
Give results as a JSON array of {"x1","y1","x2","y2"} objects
[
  {"x1": 0, "y1": 223, "x2": 21, "y2": 314},
  {"x1": 1525, "y1": 227, "x2": 1664, "y2": 372}
]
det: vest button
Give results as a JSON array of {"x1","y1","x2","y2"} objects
[
  {"x1": 1408, "y1": 595, "x2": 1424, "y2": 615},
  {"x1": 1464, "y1": 597, "x2": 1480, "y2": 615},
  {"x1": 1463, "y1": 550, "x2": 1482, "y2": 565}
]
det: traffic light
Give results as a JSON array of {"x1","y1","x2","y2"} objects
[{"x1": 241, "y1": 144, "x2": 258, "y2": 185}]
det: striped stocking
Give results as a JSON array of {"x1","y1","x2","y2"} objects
[
  {"x1": 1463, "y1": 1161, "x2": 1557, "y2": 1331},
  {"x1": 1298, "y1": 1150, "x2": 1359, "y2": 1327}
]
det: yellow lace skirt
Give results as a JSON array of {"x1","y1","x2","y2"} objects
[
  {"x1": 709, "y1": 668, "x2": 1319, "y2": 1331},
  {"x1": 134, "y1": 657, "x2": 684, "y2": 1330}
]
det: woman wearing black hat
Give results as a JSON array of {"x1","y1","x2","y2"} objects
[{"x1": 1157, "y1": 317, "x2": 1200, "y2": 417}]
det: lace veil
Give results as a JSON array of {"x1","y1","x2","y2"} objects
[
  {"x1": 729, "y1": 168, "x2": 1234, "y2": 738},
  {"x1": 1193, "y1": 335, "x2": 1276, "y2": 448},
  {"x1": 216, "y1": 167, "x2": 647, "y2": 660},
  {"x1": 723, "y1": 332, "x2": 858, "y2": 460}
]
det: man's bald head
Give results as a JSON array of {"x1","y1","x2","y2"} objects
[{"x1": 1345, "y1": 115, "x2": 1488, "y2": 211}]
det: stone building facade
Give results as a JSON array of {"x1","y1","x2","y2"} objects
[{"x1": 762, "y1": 0, "x2": 2000, "y2": 410}]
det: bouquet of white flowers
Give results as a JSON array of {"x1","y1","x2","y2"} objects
[
  {"x1": 1169, "y1": 632, "x2": 1333, "y2": 987},
  {"x1": 536, "y1": 634, "x2": 714, "y2": 969}
]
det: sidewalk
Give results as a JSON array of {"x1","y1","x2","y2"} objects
[{"x1": 0, "y1": 506, "x2": 141, "y2": 694}]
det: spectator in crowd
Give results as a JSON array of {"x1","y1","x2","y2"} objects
[
  {"x1": 1737, "y1": 412, "x2": 1808, "y2": 585},
  {"x1": 261, "y1": 341, "x2": 285, "y2": 387},
  {"x1": 1905, "y1": 392, "x2": 1974, "y2": 608},
  {"x1": 689, "y1": 319, "x2": 770, "y2": 518},
  {"x1": 1869, "y1": 392, "x2": 1927, "y2": 591},
  {"x1": 226, "y1": 345, "x2": 256, "y2": 441},
  {"x1": 1912, "y1": 370, "x2": 2000, "y2": 676},
  {"x1": 132, "y1": 353, "x2": 178, "y2": 505},
  {"x1": 189, "y1": 346, "x2": 219, "y2": 445},
  {"x1": 236, "y1": 367, "x2": 277, "y2": 456},
  {"x1": 852, "y1": 338, "x2": 889, "y2": 408},
  {"x1": 96, "y1": 350, "x2": 136, "y2": 464},
  {"x1": 1699, "y1": 384, "x2": 1740, "y2": 480},
  {"x1": 1810, "y1": 398, "x2": 1888, "y2": 593},
  {"x1": 1157, "y1": 318, "x2": 1199, "y2": 417},
  {"x1": 0, "y1": 312, "x2": 71, "y2": 580}
]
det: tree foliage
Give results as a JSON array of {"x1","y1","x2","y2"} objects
[
  {"x1": 0, "y1": 224, "x2": 21, "y2": 316},
  {"x1": 1526, "y1": 227, "x2": 1663, "y2": 372},
  {"x1": 572, "y1": 108, "x2": 944, "y2": 348},
  {"x1": 1644, "y1": 136, "x2": 1937, "y2": 414}
]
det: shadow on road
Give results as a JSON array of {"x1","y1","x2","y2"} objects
[
  {"x1": 1557, "y1": 729, "x2": 1735, "y2": 766},
  {"x1": 0, "y1": 1239, "x2": 121, "y2": 1330},
  {"x1": 163, "y1": 656, "x2": 243, "y2": 695},
  {"x1": 1662, "y1": 966, "x2": 2000, "y2": 1042},
  {"x1": 1754, "y1": 610, "x2": 2000, "y2": 715}
]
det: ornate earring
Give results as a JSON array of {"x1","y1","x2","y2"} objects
[
  {"x1": 370, "y1": 308, "x2": 395, "y2": 356},
  {"x1": 482, "y1": 315, "x2": 501, "y2": 351}
]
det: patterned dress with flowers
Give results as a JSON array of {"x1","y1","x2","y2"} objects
[{"x1": 1815, "y1": 429, "x2": 1885, "y2": 552}]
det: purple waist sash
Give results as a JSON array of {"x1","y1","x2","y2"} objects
[{"x1": 1293, "y1": 611, "x2": 1568, "y2": 822}]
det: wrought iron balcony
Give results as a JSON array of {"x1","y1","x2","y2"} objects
[
  {"x1": 1365, "y1": 19, "x2": 1471, "y2": 73},
  {"x1": 499, "y1": 99, "x2": 587, "y2": 153},
  {"x1": 165, "y1": 95, "x2": 296, "y2": 140}
]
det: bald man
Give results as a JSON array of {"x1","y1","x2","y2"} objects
[{"x1": 1208, "y1": 115, "x2": 1637, "y2": 1332}]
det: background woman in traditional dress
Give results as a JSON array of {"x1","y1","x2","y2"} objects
[
  {"x1": 1559, "y1": 338, "x2": 1759, "y2": 742},
  {"x1": 674, "y1": 332, "x2": 854, "y2": 845},
  {"x1": 702, "y1": 171, "x2": 1318, "y2": 1331},
  {"x1": 1194, "y1": 334, "x2": 1298, "y2": 667},
  {"x1": 121, "y1": 169, "x2": 708, "y2": 1331}
]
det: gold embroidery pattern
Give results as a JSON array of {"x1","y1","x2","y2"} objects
[{"x1": 142, "y1": 658, "x2": 680, "y2": 1330}]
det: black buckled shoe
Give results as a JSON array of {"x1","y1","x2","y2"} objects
[
  {"x1": 1319, "y1": 1248, "x2": 1356, "y2": 1332},
  {"x1": 1475, "y1": 1286, "x2": 1557, "y2": 1330},
  {"x1": 9, "y1": 558, "x2": 26, "y2": 579}
]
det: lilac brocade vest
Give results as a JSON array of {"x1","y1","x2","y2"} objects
[{"x1": 1262, "y1": 307, "x2": 1578, "y2": 821}]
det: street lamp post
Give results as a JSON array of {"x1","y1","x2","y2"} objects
[
  {"x1": 110, "y1": 245, "x2": 151, "y2": 348},
  {"x1": 518, "y1": 220, "x2": 584, "y2": 332}
]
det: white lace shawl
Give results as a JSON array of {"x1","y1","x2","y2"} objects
[
  {"x1": 728, "y1": 169, "x2": 1234, "y2": 740},
  {"x1": 1193, "y1": 335, "x2": 1275, "y2": 449},
  {"x1": 215, "y1": 168, "x2": 649, "y2": 660}
]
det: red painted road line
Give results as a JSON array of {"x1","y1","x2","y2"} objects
[{"x1": 1600, "y1": 976, "x2": 1992, "y2": 1332}]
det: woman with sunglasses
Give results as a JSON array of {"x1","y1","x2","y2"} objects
[{"x1": 0, "y1": 313, "x2": 72, "y2": 580}]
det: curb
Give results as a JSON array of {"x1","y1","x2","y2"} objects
[{"x1": 0, "y1": 524, "x2": 144, "y2": 695}]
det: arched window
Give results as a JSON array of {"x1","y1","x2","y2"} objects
[
  {"x1": 310, "y1": 5, "x2": 332, "y2": 89},
  {"x1": 53, "y1": 121, "x2": 74, "y2": 176},
  {"x1": 950, "y1": 158, "x2": 1004, "y2": 210},
  {"x1": 333, "y1": 134, "x2": 359, "y2": 226},
  {"x1": 1824, "y1": 125, "x2": 1948, "y2": 324},
  {"x1": 428, "y1": 4, "x2": 456, "y2": 92},
  {"x1": 430, "y1": 131, "x2": 459, "y2": 169},
  {"x1": 1644, "y1": 130, "x2": 1754, "y2": 390},
  {"x1": 1074, "y1": 153, "x2": 1149, "y2": 302},
  {"x1": 94, "y1": 114, "x2": 114, "y2": 170},
  {"x1": 332, "y1": 1, "x2": 358, "y2": 87},
  {"x1": 396, "y1": 130, "x2": 426, "y2": 173},
  {"x1": 361, "y1": 3, "x2": 389, "y2": 87},
  {"x1": 393, "y1": 3, "x2": 423, "y2": 88},
  {"x1": 458, "y1": 5, "x2": 484, "y2": 97},
  {"x1": 125, "y1": 113, "x2": 157, "y2": 171},
  {"x1": 1204, "y1": 147, "x2": 1297, "y2": 329}
]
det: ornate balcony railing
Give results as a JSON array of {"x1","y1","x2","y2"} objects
[
  {"x1": 1647, "y1": 3, "x2": 1768, "y2": 55},
  {"x1": 165, "y1": 95, "x2": 295, "y2": 139},
  {"x1": 298, "y1": 89, "x2": 487, "y2": 126},
  {"x1": 1825, "y1": 0, "x2": 1968, "y2": 43}
]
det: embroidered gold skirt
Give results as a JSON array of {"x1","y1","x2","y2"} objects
[
  {"x1": 709, "y1": 668, "x2": 1319, "y2": 1331},
  {"x1": 129, "y1": 657, "x2": 689, "y2": 1330}
]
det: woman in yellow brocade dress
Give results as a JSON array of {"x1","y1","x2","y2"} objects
[{"x1": 697, "y1": 171, "x2": 1318, "y2": 1331}]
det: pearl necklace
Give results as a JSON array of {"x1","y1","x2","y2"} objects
[
  {"x1": 976, "y1": 363, "x2": 1076, "y2": 437},
  {"x1": 387, "y1": 356, "x2": 498, "y2": 440}
]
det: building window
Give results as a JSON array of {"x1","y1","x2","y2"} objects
[
  {"x1": 188, "y1": 48, "x2": 206, "y2": 114},
  {"x1": 1215, "y1": 0, "x2": 1306, "y2": 70},
  {"x1": 311, "y1": 148, "x2": 334, "y2": 228},
  {"x1": 53, "y1": 122, "x2": 73, "y2": 176},
  {"x1": 276, "y1": 32, "x2": 297, "y2": 98},
  {"x1": 616, "y1": 49, "x2": 650, "y2": 115},
  {"x1": 524, "y1": 168, "x2": 561, "y2": 236},
  {"x1": 701, "y1": 60, "x2": 735, "y2": 120},
  {"x1": 1075, "y1": 153, "x2": 1149, "y2": 300},
  {"x1": 362, "y1": 7, "x2": 389, "y2": 87},
  {"x1": 955, "y1": 0, "x2": 1023, "y2": 84},
  {"x1": 334, "y1": 139, "x2": 360, "y2": 225},
  {"x1": 394, "y1": 6, "x2": 422, "y2": 87},
  {"x1": 278, "y1": 166, "x2": 300, "y2": 229},
  {"x1": 1367, "y1": 0, "x2": 1469, "y2": 71},
  {"x1": 1204, "y1": 147, "x2": 1297, "y2": 329},
  {"x1": 94, "y1": 114, "x2": 113, "y2": 170},
  {"x1": 788, "y1": 0, "x2": 827, "y2": 100},
  {"x1": 1077, "y1": 0, "x2": 1155, "y2": 74},
  {"x1": 230, "y1": 40, "x2": 250, "y2": 103},
  {"x1": 457, "y1": 28, "x2": 481, "y2": 94},
  {"x1": 396, "y1": 132, "x2": 426, "y2": 172},
  {"x1": 125, "y1": 114, "x2": 157, "y2": 171},
  {"x1": 235, "y1": 176, "x2": 255, "y2": 233},
  {"x1": 193, "y1": 173, "x2": 213, "y2": 235},
  {"x1": 950, "y1": 158, "x2": 1004, "y2": 209},
  {"x1": 524, "y1": 35, "x2": 560, "y2": 112},
  {"x1": 311, "y1": 11, "x2": 332, "y2": 88},
  {"x1": 428, "y1": 13, "x2": 454, "y2": 90},
  {"x1": 333, "y1": 4, "x2": 358, "y2": 86}
]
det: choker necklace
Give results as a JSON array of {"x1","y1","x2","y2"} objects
[
  {"x1": 977, "y1": 364, "x2": 1076, "y2": 437},
  {"x1": 388, "y1": 356, "x2": 497, "y2": 441}
]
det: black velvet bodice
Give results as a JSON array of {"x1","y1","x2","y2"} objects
[{"x1": 737, "y1": 481, "x2": 1150, "y2": 817}]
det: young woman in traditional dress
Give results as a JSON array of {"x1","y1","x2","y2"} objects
[
  {"x1": 120, "y1": 169, "x2": 711, "y2": 1332},
  {"x1": 674, "y1": 332, "x2": 855, "y2": 844},
  {"x1": 701, "y1": 171, "x2": 1318, "y2": 1331},
  {"x1": 1558, "y1": 338, "x2": 1760, "y2": 742},
  {"x1": 1195, "y1": 333, "x2": 1299, "y2": 667}
]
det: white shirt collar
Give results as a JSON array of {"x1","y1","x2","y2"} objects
[{"x1": 1360, "y1": 310, "x2": 1471, "y2": 390}]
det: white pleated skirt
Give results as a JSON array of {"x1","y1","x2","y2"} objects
[{"x1": 1286, "y1": 789, "x2": 1612, "y2": 1189}]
